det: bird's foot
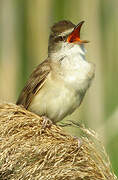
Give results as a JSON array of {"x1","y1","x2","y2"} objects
[
  {"x1": 74, "y1": 137, "x2": 83, "y2": 148},
  {"x1": 40, "y1": 116, "x2": 52, "y2": 134},
  {"x1": 59, "y1": 121, "x2": 83, "y2": 148}
]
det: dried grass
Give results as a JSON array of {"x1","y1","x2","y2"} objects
[{"x1": 0, "y1": 103, "x2": 117, "y2": 180}]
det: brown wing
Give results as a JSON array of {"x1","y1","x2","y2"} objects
[{"x1": 16, "y1": 59, "x2": 51, "y2": 109}]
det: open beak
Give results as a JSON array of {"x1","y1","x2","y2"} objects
[{"x1": 67, "y1": 21, "x2": 89, "y2": 44}]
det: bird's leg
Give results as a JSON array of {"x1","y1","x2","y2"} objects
[
  {"x1": 41, "y1": 116, "x2": 53, "y2": 129},
  {"x1": 59, "y1": 120, "x2": 83, "y2": 148},
  {"x1": 74, "y1": 137, "x2": 83, "y2": 148},
  {"x1": 59, "y1": 122, "x2": 72, "y2": 127}
]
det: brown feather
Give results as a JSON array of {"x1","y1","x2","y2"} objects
[
  {"x1": 16, "y1": 59, "x2": 51, "y2": 109},
  {"x1": 51, "y1": 20, "x2": 75, "y2": 34}
]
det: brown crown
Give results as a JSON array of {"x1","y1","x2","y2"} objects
[{"x1": 51, "y1": 20, "x2": 75, "y2": 34}]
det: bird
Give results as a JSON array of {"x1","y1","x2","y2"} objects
[{"x1": 16, "y1": 20, "x2": 95, "y2": 124}]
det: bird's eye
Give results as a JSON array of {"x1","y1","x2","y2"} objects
[
  {"x1": 55, "y1": 36, "x2": 64, "y2": 42},
  {"x1": 62, "y1": 36, "x2": 67, "y2": 42}
]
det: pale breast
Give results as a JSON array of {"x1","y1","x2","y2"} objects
[
  {"x1": 61, "y1": 58, "x2": 95, "y2": 92},
  {"x1": 28, "y1": 73, "x2": 83, "y2": 122},
  {"x1": 28, "y1": 55, "x2": 95, "y2": 123}
]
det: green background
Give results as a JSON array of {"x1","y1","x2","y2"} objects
[{"x1": 0, "y1": 0, "x2": 118, "y2": 176}]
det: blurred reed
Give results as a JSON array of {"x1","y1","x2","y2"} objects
[
  {"x1": 0, "y1": 0, "x2": 19, "y2": 102},
  {"x1": 0, "y1": 0, "x2": 118, "y2": 176}
]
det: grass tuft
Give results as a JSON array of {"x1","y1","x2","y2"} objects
[{"x1": 0, "y1": 103, "x2": 117, "y2": 180}]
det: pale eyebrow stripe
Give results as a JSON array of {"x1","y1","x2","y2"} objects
[{"x1": 58, "y1": 28, "x2": 74, "y2": 37}]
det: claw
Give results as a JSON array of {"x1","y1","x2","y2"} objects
[{"x1": 40, "y1": 116, "x2": 52, "y2": 134}]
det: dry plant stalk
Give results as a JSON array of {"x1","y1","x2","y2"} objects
[{"x1": 0, "y1": 103, "x2": 117, "y2": 180}]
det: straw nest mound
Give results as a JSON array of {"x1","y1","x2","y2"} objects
[{"x1": 0, "y1": 103, "x2": 117, "y2": 180}]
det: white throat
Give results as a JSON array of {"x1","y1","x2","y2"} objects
[
  {"x1": 50, "y1": 42, "x2": 86, "y2": 63},
  {"x1": 50, "y1": 42, "x2": 94, "y2": 92}
]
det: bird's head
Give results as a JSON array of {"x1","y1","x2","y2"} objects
[{"x1": 48, "y1": 20, "x2": 89, "y2": 59}]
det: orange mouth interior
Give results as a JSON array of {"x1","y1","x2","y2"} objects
[{"x1": 67, "y1": 21, "x2": 89, "y2": 44}]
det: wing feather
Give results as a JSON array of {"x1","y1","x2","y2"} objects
[{"x1": 16, "y1": 59, "x2": 51, "y2": 109}]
